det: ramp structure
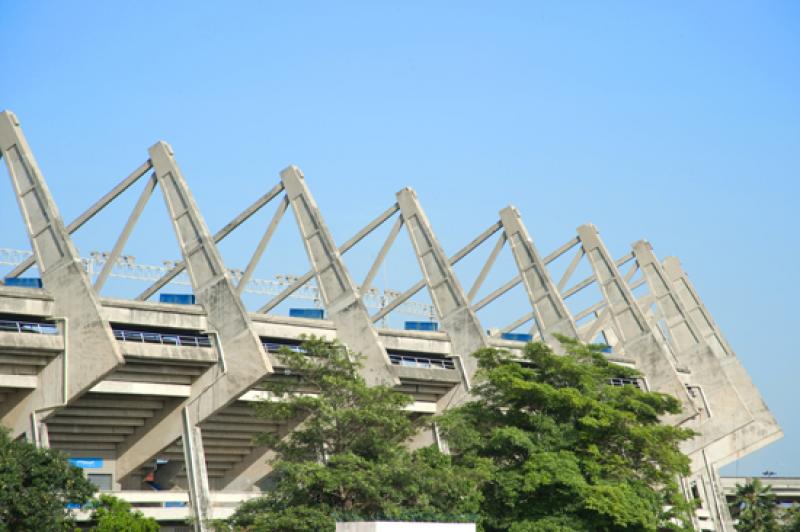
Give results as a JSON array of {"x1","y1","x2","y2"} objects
[{"x1": 0, "y1": 111, "x2": 780, "y2": 532}]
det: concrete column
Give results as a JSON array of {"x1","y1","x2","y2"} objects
[
  {"x1": 280, "y1": 166, "x2": 398, "y2": 386},
  {"x1": 182, "y1": 407, "x2": 211, "y2": 532},
  {"x1": 662, "y1": 257, "x2": 782, "y2": 466},
  {"x1": 115, "y1": 142, "x2": 272, "y2": 482},
  {"x1": 396, "y1": 188, "x2": 488, "y2": 406},
  {"x1": 499, "y1": 207, "x2": 579, "y2": 344},
  {"x1": 576, "y1": 225, "x2": 696, "y2": 424},
  {"x1": 0, "y1": 111, "x2": 124, "y2": 436}
]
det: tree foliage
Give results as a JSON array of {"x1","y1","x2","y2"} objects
[
  {"x1": 782, "y1": 503, "x2": 800, "y2": 532},
  {"x1": 728, "y1": 478, "x2": 800, "y2": 532},
  {"x1": 224, "y1": 337, "x2": 484, "y2": 531},
  {"x1": 0, "y1": 427, "x2": 96, "y2": 531},
  {"x1": 439, "y1": 337, "x2": 698, "y2": 531},
  {"x1": 87, "y1": 494, "x2": 159, "y2": 532}
]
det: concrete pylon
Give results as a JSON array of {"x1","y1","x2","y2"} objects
[
  {"x1": 576, "y1": 225, "x2": 696, "y2": 424},
  {"x1": 396, "y1": 188, "x2": 488, "y2": 406},
  {"x1": 499, "y1": 206, "x2": 579, "y2": 345},
  {"x1": 280, "y1": 166, "x2": 398, "y2": 386},
  {"x1": 115, "y1": 142, "x2": 272, "y2": 483},
  {"x1": 0, "y1": 111, "x2": 124, "y2": 436},
  {"x1": 662, "y1": 257, "x2": 783, "y2": 466}
]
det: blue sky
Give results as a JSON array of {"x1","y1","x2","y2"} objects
[{"x1": 1, "y1": 2, "x2": 798, "y2": 476}]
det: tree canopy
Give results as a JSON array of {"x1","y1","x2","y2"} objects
[
  {"x1": 0, "y1": 427, "x2": 95, "y2": 531},
  {"x1": 87, "y1": 494, "x2": 159, "y2": 532},
  {"x1": 224, "y1": 337, "x2": 484, "y2": 531},
  {"x1": 729, "y1": 478, "x2": 800, "y2": 532},
  {"x1": 439, "y1": 337, "x2": 698, "y2": 531}
]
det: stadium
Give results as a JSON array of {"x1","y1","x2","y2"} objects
[{"x1": 0, "y1": 110, "x2": 782, "y2": 531}]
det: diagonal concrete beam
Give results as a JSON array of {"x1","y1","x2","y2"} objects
[
  {"x1": 576, "y1": 225, "x2": 696, "y2": 424},
  {"x1": 115, "y1": 142, "x2": 272, "y2": 481},
  {"x1": 396, "y1": 187, "x2": 488, "y2": 404},
  {"x1": 662, "y1": 256, "x2": 782, "y2": 467},
  {"x1": 499, "y1": 206, "x2": 579, "y2": 346},
  {"x1": 0, "y1": 111, "x2": 124, "y2": 437},
  {"x1": 280, "y1": 166, "x2": 397, "y2": 386}
]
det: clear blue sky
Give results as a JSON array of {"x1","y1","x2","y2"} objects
[{"x1": 1, "y1": 2, "x2": 798, "y2": 476}]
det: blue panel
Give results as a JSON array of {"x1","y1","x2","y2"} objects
[
  {"x1": 69, "y1": 457, "x2": 103, "y2": 469},
  {"x1": 601, "y1": 345, "x2": 613, "y2": 354},
  {"x1": 404, "y1": 321, "x2": 439, "y2": 332},
  {"x1": 165, "y1": 501, "x2": 188, "y2": 508},
  {"x1": 4, "y1": 277, "x2": 43, "y2": 288},
  {"x1": 159, "y1": 293, "x2": 196, "y2": 305},
  {"x1": 501, "y1": 332, "x2": 533, "y2": 342},
  {"x1": 289, "y1": 308, "x2": 325, "y2": 319}
]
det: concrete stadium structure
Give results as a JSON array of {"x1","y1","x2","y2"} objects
[{"x1": 0, "y1": 110, "x2": 782, "y2": 531}]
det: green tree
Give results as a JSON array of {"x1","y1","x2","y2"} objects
[
  {"x1": 87, "y1": 494, "x2": 159, "y2": 532},
  {"x1": 730, "y1": 478, "x2": 779, "y2": 531},
  {"x1": 439, "y1": 337, "x2": 698, "y2": 532},
  {"x1": 0, "y1": 427, "x2": 96, "y2": 531},
  {"x1": 224, "y1": 337, "x2": 485, "y2": 531},
  {"x1": 781, "y1": 504, "x2": 800, "y2": 532}
]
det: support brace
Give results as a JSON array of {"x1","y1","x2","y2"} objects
[
  {"x1": 396, "y1": 188, "x2": 487, "y2": 397},
  {"x1": 281, "y1": 166, "x2": 397, "y2": 386},
  {"x1": 0, "y1": 111, "x2": 124, "y2": 436},
  {"x1": 500, "y1": 206, "x2": 579, "y2": 345},
  {"x1": 115, "y1": 142, "x2": 271, "y2": 482}
]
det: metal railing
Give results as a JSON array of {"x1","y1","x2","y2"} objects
[
  {"x1": 389, "y1": 353, "x2": 455, "y2": 370},
  {"x1": 262, "y1": 342, "x2": 305, "y2": 354},
  {"x1": 0, "y1": 318, "x2": 59, "y2": 335},
  {"x1": 112, "y1": 328, "x2": 212, "y2": 348}
]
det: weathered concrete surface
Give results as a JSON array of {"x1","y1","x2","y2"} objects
[
  {"x1": 0, "y1": 110, "x2": 124, "y2": 437},
  {"x1": 397, "y1": 188, "x2": 487, "y2": 409},
  {"x1": 115, "y1": 142, "x2": 272, "y2": 484},
  {"x1": 632, "y1": 241, "x2": 753, "y2": 462},
  {"x1": 281, "y1": 165, "x2": 398, "y2": 386},
  {"x1": 662, "y1": 257, "x2": 783, "y2": 469},
  {"x1": 500, "y1": 206, "x2": 579, "y2": 345}
]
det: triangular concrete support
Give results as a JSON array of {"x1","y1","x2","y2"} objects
[
  {"x1": 0, "y1": 111, "x2": 124, "y2": 436},
  {"x1": 396, "y1": 188, "x2": 488, "y2": 407},
  {"x1": 280, "y1": 165, "x2": 398, "y2": 386},
  {"x1": 115, "y1": 142, "x2": 272, "y2": 482},
  {"x1": 499, "y1": 206, "x2": 579, "y2": 345}
]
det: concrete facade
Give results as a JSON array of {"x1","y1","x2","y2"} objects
[{"x1": 0, "y1": 111, "x2": 781, "y2": 532}]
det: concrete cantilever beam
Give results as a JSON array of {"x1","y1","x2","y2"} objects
[
  {"x1": 499, "y1": 206, "x2": 579, "y2": 346},
  {"x1": 280, "y1": 166, "x2": 398, "y2": 386},
  {"x1": 115, "y1": 142, "x2": 272, "y2": 485},
  {"x1": 396, "y1": 187, "x2": 488, "y2": 408},
  {"x1": 576, "y1": 224, "x2": 697, "y2": 425},
  {"x1": 0, "y1": 111, "x2": 124, "y2": 438}
]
